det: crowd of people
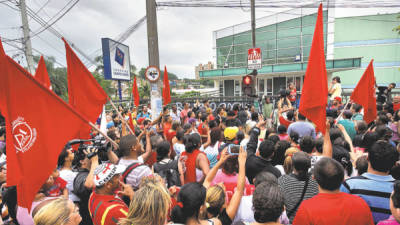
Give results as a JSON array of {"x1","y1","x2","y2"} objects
[{"x1": 0, "y1": 79, "x2": 399, "y2": 225}]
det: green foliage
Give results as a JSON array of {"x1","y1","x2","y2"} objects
[
  {"x1": 139, "y1": 81, "x2": 150, "y2": 99},
  {"x1": 173, "y1": 91, "x2": 200, "y2": 99},
  {"x1": 395, "y1": 15, "x2": 400, "y2": 34}
]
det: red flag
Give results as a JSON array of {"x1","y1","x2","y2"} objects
[
  {"x1": 350, "y1": 60, "x2": 377, "y2": 124},
  {"x1": 163, "y1": 66, "x2": 171, "y2": 106},
  {"x1": 63, "y1": 38, "x2": 108, "y2": 137},
  {"x1": 34, "y1": 56, "x2": 52, "y2": 90},
  {"x1": 299, "y1": 4, "x2": 328, "y2": 134},
  {"x1": 0, "y1": 43, "x2": 88, "y2": 209},
  {"x1": 128, "y1": 112, "x2": 135, "y2": 133},
  {"x1": 132, "y1": 76, "x2": 140, "y2": 107}
]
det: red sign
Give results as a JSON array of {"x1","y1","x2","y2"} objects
[{"x1": 248, "y1": 48, "x2": 262, "y2": 69}]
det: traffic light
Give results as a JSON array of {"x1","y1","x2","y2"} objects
[{"x1": 242, "y1": 75, "x2": 253, "y2": 96}]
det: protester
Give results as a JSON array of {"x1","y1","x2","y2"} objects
[
  {"x1": 293, "y1": 158, "x2": 374, "y2": 225},
  {"x1": 328, "y1": 76, "x2": 342, "y2": 101},
  {"x1": 341, "y1": 141, "x2": 399, "y2": 223},
  {"x1": 180, "y1": 133, "x2": 210, "y2": 184},
  {"x1": 246, "y1": 117, "x2": 281, "y2": 183},
  {"x1": 378, "y1": 181, "x2": 400, "y2": 225},
  {"x1": 88, "y1": 163, "x2": 134, "y2": 225},
  {"x1": 33, "y1": 198, "x2": 82, "y2": 225},
  {"x1": 119, "y1": 176, "x2": 171, "y2": 225},
  {"x1": 278, "y1": 152, "x2": 319, "y2": 223}
]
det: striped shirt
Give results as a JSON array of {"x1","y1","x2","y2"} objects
[
  {"x1": 340, "y1": 173, "x2": 395, "y2": 224},
  {"x1": 278, "y1": 173, "x2": 319, "y2": 223}
]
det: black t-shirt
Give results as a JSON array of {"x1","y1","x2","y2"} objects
[
  {"x1": 73, "y1": 168, "x2": 93, "y2": 225},
  {"x1": 217, "y1": 208, "x2": 232, "y2": 225}
]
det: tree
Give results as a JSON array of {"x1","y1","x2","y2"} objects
[
  {"x1": 33, "y1": 55, "x2": 69, "y2": 101},
  {"x1": 395, "y1": 15, "x2": 400, "y2": 34}
]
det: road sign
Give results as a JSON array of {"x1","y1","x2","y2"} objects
[
  {"x1": 248, "y1": 48, "x2": 262, "y2": 70},
  {"x1": 145, "y1": 66, "x2": 161, "y2": 82}
]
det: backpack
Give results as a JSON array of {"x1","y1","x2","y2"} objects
[{"x1": 153, "y1": 159, "x2": 181, "y2": 188}]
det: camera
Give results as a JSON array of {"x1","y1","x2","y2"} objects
[
  {"x1": 228, "y1": 144, "x2": 240, "y2": 155},
  {"x1": 66, "y1": 138, "x2": 109, "y2": 161}
]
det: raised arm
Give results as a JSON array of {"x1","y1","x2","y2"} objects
[
  {"x1": 322, "y1": 120, "x2": 332, "y2": 158},
  {"x1": 225, "y1": 146, "x2": 247, "y2": 220},
  {"x1": 203, "y1": 148, "x2": 229, "y2": 189},
  {"x1": 141, "y1": 129, "x2": 152, "y2": 162}
]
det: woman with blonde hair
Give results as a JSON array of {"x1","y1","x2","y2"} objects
[
  {"x1": 119, "y1": 177, "x2": 171, "y2": 225},
  {"x1": 33, "y1": 198, "x2": 81, "y2": 225},
  {"x1": 283, "y1": 147, "x2": 300, "y2": 175}
]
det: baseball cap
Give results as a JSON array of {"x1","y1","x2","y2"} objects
[
  {"x1": 93, "y1": 163, "x2": 126, "y2": 187},
  {"x1": 334, "y1": 96, "x2": 342, "y2": 103},
  {"x1": 224, "y1": 126, "x2": 239, "y2": 141}
]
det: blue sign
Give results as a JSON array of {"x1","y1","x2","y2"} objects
[{"x1": 102, "y1": 38, "x2": 131, "y2": 81}]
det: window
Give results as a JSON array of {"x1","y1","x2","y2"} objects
[
  {"x1": 266, "y1": 78, "x2": 273, "y2": 95},
  {"x1": 219, "y1": 81, "x2": 224, "y2": 96},
  {"x1": 234, "y1": 80, "x2": 241, "y2": 96},
  {"x1": 258, "y1": 78, "x2": 265, "y2": 96}
]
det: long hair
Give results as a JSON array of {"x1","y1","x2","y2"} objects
[
  {"x1": 119, "y1": 180, "x2": 171, "y2": 225},
  {"x1": 33, "y1": 198, "x2": 70, "y2": 225}
]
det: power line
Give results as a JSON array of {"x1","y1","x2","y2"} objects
[{"x1": 30, "y1": 0, "x2": 80, "y2": 38}]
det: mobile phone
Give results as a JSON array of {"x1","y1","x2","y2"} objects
[{"x1": 228, "y1": 144, "x2": 240, "y2": 155}]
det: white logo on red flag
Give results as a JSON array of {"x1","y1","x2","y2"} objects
[{"x1": 12, "y1": 117, "x2": 37, "y2": 153}]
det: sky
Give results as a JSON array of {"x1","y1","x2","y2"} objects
[{"x1": 0, "y1": 0, "x2": 399, "y2": 79}]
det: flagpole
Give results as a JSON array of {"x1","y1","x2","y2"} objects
[
  {"x1": 336, "y1": 100, "x2": 351, "y2": 123},
  {"x1": 88, "y1": 122, "x2": 119, "y2": 148},
  {"x1": 108, "y1": 98, "x2": 135, "y2": 135}
]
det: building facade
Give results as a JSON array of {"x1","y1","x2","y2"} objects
[{"x1": 198, "y1": 5, "x2": 399, "y2": 97}]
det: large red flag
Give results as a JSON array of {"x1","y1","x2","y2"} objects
[
  {"x1": 34, "y1": 56, "x2": 52, "y2": 90},
  {"x1": 63, "y1": 38, "x2": 108, "y2": 137},
  {"x1": 0, "y1": 42, "x2": 89, "y2": 209},
  {"x1": 299, "y1": 4, "x2": 328, "y2": 134},
  {"x1": 163, "y1": 66, "x2": 171, "y2": 106},
  {"x1": 350, "y1": 60, "x2": 377, "y2": 124},
  {"x1": 132, "y1": 76, "x2": 140, "y2": 107}
]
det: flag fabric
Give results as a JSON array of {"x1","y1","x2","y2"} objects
[
  {"x1": 350, "y1": 60, "x2": 377, "y2": 124},
  {"x1": 132, "y1": 76, "x2": 140, "y2": 107},
  {"x1": 128, "y1": 112, "x2": 135, "y2": 134},
  {"x1": 0, "y1": 39, "x2": 7, "y2": 117},
  {"x1": 99, "y1": 106, "x2": 107, "y2": 134},
  {"x1": 162, "y1": 66, "x2": 171, "y2": 106},
  {"x1": 0, "y1": 41, "x2": 88, "y2": 210},
  {"x1": 34, "y1": 56, "x2": 52, "y2": 90},
  {"x1": 63, "y1": 38, "x2": 108, "y2": 137},
  {"x1": 299, "y1": 3, "x2": 328, "y2": 134}
]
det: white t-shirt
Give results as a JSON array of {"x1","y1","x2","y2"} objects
[
  {"x1": 173, "y1": 143, "x2": 185, "y2": 156},
  {"x1": 118, "y1": 157, "x2": 152, "y2": 189},
  {"x1": 59, "y1": 169, "x2": 80, "y2": 202}
]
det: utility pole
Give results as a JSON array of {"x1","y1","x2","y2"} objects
[
  {"x1": 146, "y1": 0, "x2": 163, "y2": 117},
  {"x1": 251, "y1": 0, "x2": 256, "y2": 48},
  {"x1": 250, "y1": 0, "x2": 257, "y2": 96},
  {"x1": 19, "y1": 0, "x2": 35, "y2": 74}
]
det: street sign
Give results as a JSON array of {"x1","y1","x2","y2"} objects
[
  {"x1": 145, "y1": 66, "x2": 161, "y2": 82},
  {"x1": 248, "y1": 48, "x2": 262, "y2": 70},
  {"x1": 101, "y1": 38, "x2": 131, "y2": 81}
]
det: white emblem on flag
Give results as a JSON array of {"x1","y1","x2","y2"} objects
[{"x1": 12, "y1": 117, "x2": 37, "y2": 153}]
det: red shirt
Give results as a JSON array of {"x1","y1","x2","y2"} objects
[
  {"x1": 197, "y1": 122, "x2": 207, "y2": 136},
  {"x1": 47, "y1": 177, "x2": 67, "y2": 197},
  {"x1": 144, "y1": 151, "x2": 157, "y2": 167},
  {"x1": 163, "y1": 122, "x2": 172, "y2": 136},
  {"x1": 394, "y1": 103, "x2": 400, "y2": 112},
  {"x1": 181, "y1": 149, "x2": 209, "y2": 184},
  {"x1": 279, "y1": 116, "x2": 293, "y2": 129},
  {"x1": 293, "y1": 192, "x2": 374, "y2": 225},
  {"x1": 88, "y1": 191, "x2": 128, "y2": 225},
  {"x1": 289, "y1": 88, "x2": 297, "y2": 102}
]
